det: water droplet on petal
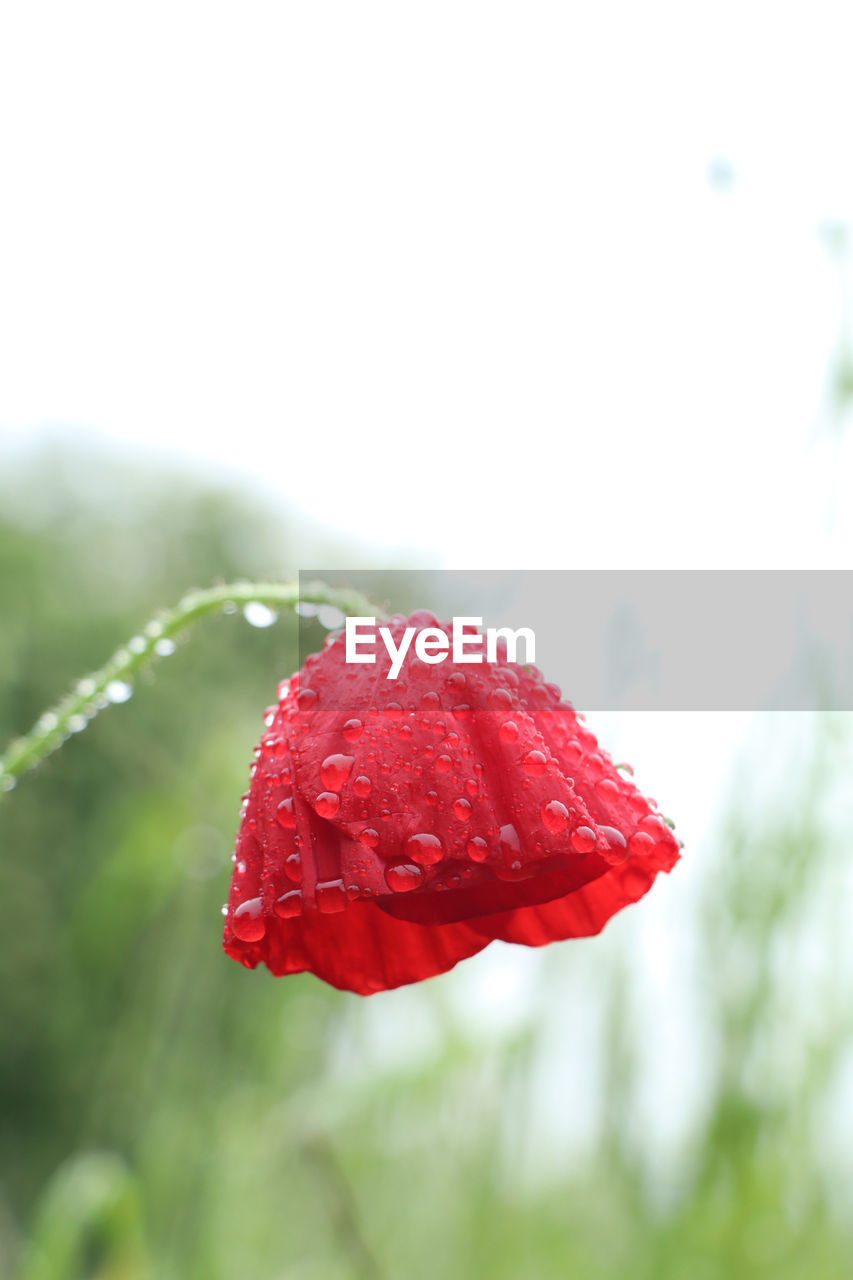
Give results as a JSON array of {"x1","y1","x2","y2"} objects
[
  {"x1": 285, "y1": 852, "x2": 301, "y2": 881},
  {"x1": 452, "y1": 798, "x2": 472, "y2": 821},
  {"x1": 276, "y1": 797, "x2": 296, "y2": 828},
  {"x1": 599, "y1": 825, "x2": 627, "y2": 855},
  {"x1": 541, "y1": 800, "x2": 569, "y2": 833},
  {"x1": 342, "y1": 718, "x2": 363, "y2": 742},
  {"x1": 384, "y1": 862, "x2": 424, "y2": 893},
  {"x1": 297, "y1": 688, "x2": 318, "y2": 711},
  {"x1": 596, "y1": 778, "x2": 620, "y2": 798},
  {"x1": 570, "y1": 826, "x2": 597, "y2": 854},
  {"x1": 315, "y1": 791, "x2": 341, "y2": 818},
  {"x1": 499, "y1": 720, "x2": 519, "y2": 744},
  {"x1": 353, "y1": 775, "x2": 372, "y2": 798},
  {"x1": 629, "y1": 831, "x2": 655, "y2": 854},
  {"x1": 435, "y1": 754, "x2": 452, "y2": 773},
  {"x1": 232, "y1": 897, "x2": 265, "y2": 941},
  {"x1": 522, "y1": 750, "x2": 547, "y2": 777},
  {"x1": 320, "y1": 754, "x2": 355, "y2": 789},
  {"x1": 316, "y1": 879, "x2": 347, "y2": 912},
  {"x1": 274, "y1": 889, "x2": 302, "y2": 918},
  {"x1": 359, "y1": 827, "x2": 379, "y2": 848},
  {"x1": 466, "y1": 837, "x2": 488, "y2": 861},
  {"x1": 405, "y1": 832, "x2": 444, "y2": 866},
  {"x1": 384, "y1": 702, "x2": 403, "y2": 720},
  {"x1": 154, "y1": 637, "x2": 176, "y2": 657}
]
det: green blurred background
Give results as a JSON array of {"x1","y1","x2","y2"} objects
[{"x1": 1, "y1": 441, "x2": 851, "y2": 1280}]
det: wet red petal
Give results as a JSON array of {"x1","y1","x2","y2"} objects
[{"x1": 223, "y1": 614, "x2": 681, "y2": 993}]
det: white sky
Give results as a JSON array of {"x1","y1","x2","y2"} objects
[{"x1": 2, "y1": 1, "x2": 853, "y2": 566}]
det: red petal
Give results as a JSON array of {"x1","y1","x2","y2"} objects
[{"x1": 224, "y1": 615, "x2": 681, "y2": 993}]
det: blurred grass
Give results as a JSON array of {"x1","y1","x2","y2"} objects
[{"x1": 1, "y1": 440, "x2": 851, "y2": 1279}]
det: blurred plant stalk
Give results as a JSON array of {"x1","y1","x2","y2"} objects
[{"x1": 0, "y1": 579, "x2": 384, "y2": 799}]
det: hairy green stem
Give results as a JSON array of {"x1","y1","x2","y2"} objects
[{"x1": 0, "y1": 579, "x2": 385, "y2": 797}]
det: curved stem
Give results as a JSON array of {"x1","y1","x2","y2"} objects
[{"x1": 0, "y1": 579, "x2": 385, "y2": 798}]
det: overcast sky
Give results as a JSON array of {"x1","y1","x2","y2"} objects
[{"x1": 2, "y1": 1, "x2": 852, "y2": 567}]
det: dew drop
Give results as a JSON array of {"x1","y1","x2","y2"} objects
[
  {"x1": 420, "y1": 690, "x2": 440, "y2": 711},
  {"x1": 522, "y1": 750, "x2": 547, "y2": 777},
  {"x1": 541, "y1": 800, "x2": 569, "y2": 833},
  {"x1": 489, "y1": 687, "x2": 513, "y2": 712},
  {"x1": 384, "y1": 702, "x2": 403, "y2": 720},
  {"x1": 297, "y1": 688, "x2": 318, "y2": 711},
  {"x1": 315, "y1": 791, "x2": 341, "y2": 818},
  {"x1": 106, "y1": 680, "x2": 133, "y2": 704},
  {"x1": 452, "y1": 704, "x2": 471, "y2": 721},
  {"x1": 452, "y1": 798, "x2": 472, "y2": 821},
  {"x1": 274, "y1": 889, "x2": 302, "y2": 918},
  {"x1": 405, "y1": 832, "x2": 444, "y2": 866},
  {"x1": 316, "y1": 879, "x2": 347, "y2": 913},
  {"x1": 154, "y1": 637, "x2": 177, "y2": 657},
  {"x1": 243, "y1": 601, "x2": 278, "y2": 628},
  {"x1": 342, "y1": 718, "x2": 364, "y2": 742},
  {"x1": 628, "y1": 831, "x2": 655, "y2": 854},
  {"x1": 466, "y1": 837, "x2": 488, "y2": 861},
  {"x1": 317, "y1": 604, "x2": 345, "y2": 629},
  {"x1": 276, "y1": 797, "x2": 296, "y2": 828},
  {"x1": 446, "y1": 672, "x2": 466, "y2": 691},
  {"x1": 425, "y1": 790, "x2": 439, "y2": 807},
  {"x1": 320, "y1": 754, "x2": 355, "y2": 790},
  {"x1": 353, "y1": 775, "x2": 372, "y2": 798},
  {"x1": 596, "y1": 777, "x2": 620, "y2": 798},
  {"x1": 570, "y1": 826, "x2": 597, "y2": 854},
  {"x1": 435, "y1": 754, "x2": 453, "y2": 773},
  {"x1": 499, "y1": 720, "x2": 519, "y2": 744},
  {"x1": 232, "y1": 897, "x2": 265, "y2": 942},
  {"x1": 464, "y1": 777, "x2": 479, "y2": 797},
  {"x1": 285, "y1": 852, "x2": 302, "y2": 881},
  {"x1": 384, "y1": 862, "x2": 424, "y2": 893},
  {"x1": 359, "y1": 827, "x2": 379, "y2": 848},
  {"x1": 599, "y1": 825, "x2": 627, "y2": 855}
]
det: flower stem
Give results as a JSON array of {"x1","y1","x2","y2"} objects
[{"x1": 0, "y1": 579, "x2": 385, "y2": 798}]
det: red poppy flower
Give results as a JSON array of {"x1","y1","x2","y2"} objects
[{"x1": 223, "y1": 611, "x2": 680, "y2": 994}]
